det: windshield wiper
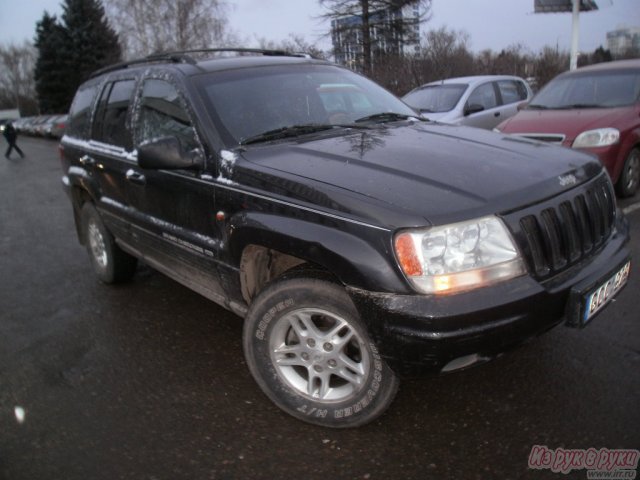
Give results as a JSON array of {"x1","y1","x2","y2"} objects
[
  {"x1": 240, "y1": 123, "x2": 373, "y2": 145},
  {"x1": 526, "y1": 104, "x2": 549, "y2": 110},
  {"x1": 354, "y1": 112, "x2": 421, "y2": 123},
  {"x1": 555, "y1": 103, "x2": 602, "y2": 109},
  {"x1": 241, "y1": 124, "x2": 335, "y2": 145}
]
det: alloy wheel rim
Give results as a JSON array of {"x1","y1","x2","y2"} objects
[
  {"x1": 269, "y1": 308, "x2": 370, "y2": 403},
  {"x1": 88, "y1": 221, "x2": 108, "y2": 269}
]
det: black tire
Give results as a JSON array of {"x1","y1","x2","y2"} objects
[
  {"x1": 243, "y1": 276, "x2": 399, "y2": 428},
  {"x1": 616, "y1": 147, "x2": 639, "y2": 198},
  {"x1": 80, "y1": 203, "x2": 137, "y2": 284}
]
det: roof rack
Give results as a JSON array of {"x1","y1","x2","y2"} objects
[{"x1": 89, "y1": 48, "x2": 313, "y2": 78}]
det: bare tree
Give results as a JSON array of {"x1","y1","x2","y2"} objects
[
  {"x1": 420, "y1": 26, "x2": 473, "y2": 81},
  {"x1": 534, "y1": 46, "x2": 569, "y2": 89},
  {"x1": 105, "y1": 0, "x2": 233, "y2": 58},
  {"x1": 319, "y1": 0, "x2": 432, "y2": 76},
  {"x1": 0, "y1": 42, "x2": 37, "y2": 114}
]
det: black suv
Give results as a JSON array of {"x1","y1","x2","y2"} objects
[{"x1": 60, "y1": 49, "x2": 631, "y2": 428}]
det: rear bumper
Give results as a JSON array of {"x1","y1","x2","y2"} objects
[{"x1": 348, "y1": 215, "x2": 631, "y2": 377}]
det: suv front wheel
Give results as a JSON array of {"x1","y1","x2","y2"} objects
[{"x1": 243, "y1": 276, "x2": 399, "y2": 428}]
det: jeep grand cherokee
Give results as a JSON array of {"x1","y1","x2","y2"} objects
[{"x1": 59, "y1": 49, "x2": 631, "y2": 428}]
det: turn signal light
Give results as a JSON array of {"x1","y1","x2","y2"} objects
[{"x1": 394, "y1": 233, "x2": 422, "y2": 276}]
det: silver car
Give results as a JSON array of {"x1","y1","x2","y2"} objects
[{"x1": 402, "y1": 75, "x2": 533, "y2": 130}]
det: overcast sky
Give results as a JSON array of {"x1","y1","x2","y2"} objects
[{"x1": 0, "y1": 0, "x2": 638, "y2": 54}]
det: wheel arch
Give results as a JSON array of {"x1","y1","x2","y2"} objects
[
  {"x1": 227, "y1": 212, "x2": 411, "y2": 305},
  {"x1": 70, "y1": 185, "x2": 97, "y2": 245}
]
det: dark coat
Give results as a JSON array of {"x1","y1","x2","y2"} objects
[{"x1": 3, "y1": 123, "x2": 17, "y2": 142}]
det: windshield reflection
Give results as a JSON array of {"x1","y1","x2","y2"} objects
[
  {"x1": 196, "y1": 64, "x2": 416, "y2": 145},
  {"x1": 529, "y1": 71, "x2": 640, "y2": 109}
]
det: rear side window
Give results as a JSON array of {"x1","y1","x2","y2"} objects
[
  {"x1": 92, "y1": 79, "x2": 136, "y2": 150},
  {"x1": 67, "y1": 84, "x2": 99, "y2": 139},
  {"x1": 497, "y1": 80, "x2": 528, "y2": 105},
  {"x1": 135, "y1": 79, "x2": 198, "y2": 152}
]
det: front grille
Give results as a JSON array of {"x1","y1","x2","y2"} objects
[
  {"x1": 507, "y1": 176, "x2": 616, "y2": 279},
  {"x1": 516, "y1": 133, "x2": 566, "y2": 145}
]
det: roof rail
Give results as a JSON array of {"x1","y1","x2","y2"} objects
[
  {"x1": 158, "y1": 48, "x2": 312, "y2": 58},
  {"x1": 89, "y1": 53, "x2": 193, "y2": 78},
  {"x1": 89, "y1": 48, "x2": 314, "y2": 78}
]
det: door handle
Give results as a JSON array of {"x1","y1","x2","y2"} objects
[
  {"x1": 494, "y1": 112, "x2": 501, "y2": 117},
  {"x1": 79, "y1": 155, "x2": 95, "y2": 166},
  {"x1": 126, "y1": 169, "x2": 146, "y2": 185}
]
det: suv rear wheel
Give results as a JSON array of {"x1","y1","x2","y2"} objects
[
  {"x1": 243, "y1": 276, "x2": 399, "y2": 428},
  {"x1": 81, "y1": 203, "x2": 137, "y2": 283}
]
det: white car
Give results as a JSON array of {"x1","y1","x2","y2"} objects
[{"x1": 402, "y1": 75, "x2": 533, "y2": 130}]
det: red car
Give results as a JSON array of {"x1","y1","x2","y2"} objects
[{"x1": 496, "y1": 59, "x2": 640, "y2": 197}]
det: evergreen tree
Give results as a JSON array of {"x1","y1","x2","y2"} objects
[
  {"x1": 62, "y1": 0, "x2": 121, "y2": 96},
  {"x1": 34, "y1": 12, "x2": 67, "y2": 113},
  {"x1": 34, "y1": 0, "x2": 121, "y2": 113}
]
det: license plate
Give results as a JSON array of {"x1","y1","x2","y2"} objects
[{"x1": 583, "y1": 261, "x2": 631, "y2": 324}]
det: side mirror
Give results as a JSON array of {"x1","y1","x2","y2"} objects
[
  {"x1": 138, "y1": 136, "x2": 204, "y2": 170},
  {"x1": 464, "y1": 104, "x2": 485, "y2": 116}
]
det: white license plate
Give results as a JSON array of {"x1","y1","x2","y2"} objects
[{"x1": 583, "y1": 261, "x2": 631, "y2": 324}]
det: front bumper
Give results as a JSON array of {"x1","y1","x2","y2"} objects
[{"x1": 348, "y1": 214, "x2": 631, "y2": 377}]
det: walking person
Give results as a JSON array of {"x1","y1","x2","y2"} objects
[{"x1": 3, "y1": 122, "x2": 24, "y2": 159}]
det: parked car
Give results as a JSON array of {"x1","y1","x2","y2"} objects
[
  {"x1": 49, "y1": 114, "x2": 68, "y2": 139},
  {"x1": 25, "y1": 115, "x2": 51, "y2": 136},
  {"x1": 60, "y1": 49, "x2": 630, "y2": 428},
  {"x1": 402, "y1": 75, "x2": 533, "y2": 130},
  {"x1": 11, "y1": 117, "x2": 29, "y2": 133},
  {"x1": 496, "y1": 59, "x2": 640, "y2": 197},
  {"x1": 38, "y1": 114, "x2": 67, "y2": 138},
  {"x1": 0, "y1": 118, "x2": 12, "y2": 133},
  {"x1": 13, "y1": 117, "x2": 34, "y2": 134}
]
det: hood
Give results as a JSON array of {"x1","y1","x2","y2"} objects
[
  {"x1": 420, "y1": 111, "x2": 461, "y2": 124},
  {"x1": 236, "y1": 122, "x2": 602, "y2": 228},
  {"x1": 498, "y1": 107, "x2": 632, "y2": 143}
]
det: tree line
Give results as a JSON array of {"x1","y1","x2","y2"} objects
[{"x1": 0, "y1": 0, "x2": 637, "y2": 116}]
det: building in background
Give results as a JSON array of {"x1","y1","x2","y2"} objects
[
  {"x1": 331, "y1": 3, "x2": 420, "y2": 71},
  {"x1": 606, "y1": 26, "x2": 640, "y2": 57}
]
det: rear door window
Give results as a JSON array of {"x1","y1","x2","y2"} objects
[
  {"x1": 496, "y1": 80, "x2": 528, "y2": 105},
  {"x1": 91, "y1": 79, "x2": 136, "y2": 150}
]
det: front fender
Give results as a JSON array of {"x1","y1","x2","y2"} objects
[{"x1": 226, "y1": 211, "x2": 412, "y2": 294}]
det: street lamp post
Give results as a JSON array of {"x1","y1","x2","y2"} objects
[{"x1": 570, "y1": 0, "x2": 580, "y2": 70}]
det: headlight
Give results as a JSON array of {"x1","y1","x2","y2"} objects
[
  {"x1": 572, "y1": 128, "x2": 619, "y2": 148},
  {"x1": 394, "y1": 216, "x2": 526, "y2": 295}
]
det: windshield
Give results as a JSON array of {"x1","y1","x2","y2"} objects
[
  {"x1": 402, "y1": 84, "x2": 467, "y2": 113},
  {"x1": 195, "y1": 64, "x2": 416, "y2": 145},
  {"x1": 529, "y1": 69, "x2": 640, "y2": 109}
]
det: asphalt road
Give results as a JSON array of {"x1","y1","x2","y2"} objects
[{"x1": 1, "y1": 137, "x2": 639, "y2": 480}]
